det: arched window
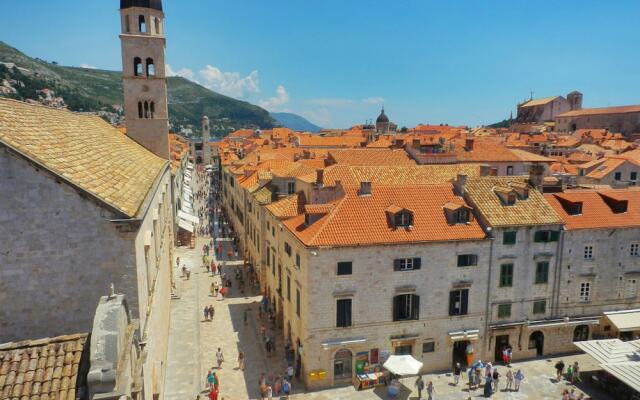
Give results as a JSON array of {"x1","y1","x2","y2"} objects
[
  {"x1": 144, "y1": 101, "x2": 149, "y2": 118},
  {"x1": 146, "y1": 58, "x2": 155, "y2": 76},
  {"x1": 154, "y1": 17, "x2": 160, "y2": 35},
  {"x1": 125, "y1": 15, "x2": 130, "y2": 33},
  {"x1": 150, "y1": 102, "x2": 155, "y2": 118},
  {"x1": 134, "y1": 57, "x2": 143, "y2": 76},
  {"x1": 138, "y1": 15, "x2": 146, "y2": 33},
  {"x1": 333, "y1": 349, "x2": 352, "y2": 379},
  {"x1": 137, "y1": 102, "x2": 143, "y2": 119},
  {"x1": 573, "y1": 325, "x2": 589, "y2": 342}
]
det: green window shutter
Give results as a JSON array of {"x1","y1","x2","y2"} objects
[
  {"x1": 534, "y1": 231, "x2": 543, "y2": 242},
  {"x1": 550, "y1": 231, "x2": 560, "y2": 242}
]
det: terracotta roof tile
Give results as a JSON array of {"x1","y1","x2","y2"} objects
[
  {"x1": 465, "y1": 176, "x2": 564, "y2": 227},
  {"x1": 0, "y1": 99, "x2": 166, "y2": 217},
  {"x1": 558, "y1": 105, "x2": 640, "y2": 117},
  {"x1": 0, "y1": 334, "x2": 87, "y2": 400},
  {"x1": 545, "y1": 188, "x2": 640, "y2": 230},
  {"x1": 265, "y1": 193, "x2": 306, "y2": 219},
  {"x1": 327, "y1": 149, "x2": 416, "y2": 166},
  {"x1": 283, "y1": 184, "x2": 486, "y2": 247}
]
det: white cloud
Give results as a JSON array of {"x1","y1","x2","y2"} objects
[
  {"x1": 198, "y1": 65, "x2": 260, "y2": 98},
  {"x1": 362, "y1": 97, "x2": 384, "y2": 105},
  {"x1": 165, "y1": 64, "x2": 195, "y2": 80},
  {"x1": 258, "y1": 85, "x2": 290, "y2": 111},
  {"x1": 80, "y1": 63, "x2": 97, "y2": 69}
]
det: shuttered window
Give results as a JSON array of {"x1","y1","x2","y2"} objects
[
  {"x1": 393, "y1": 258, "x2": 421, "y2": 271},
  {"x1": 336, "y1": 299, "x2": 352, "y2": 327},
  {"x1": 393, "y1": 294, "x2": 420, "y2": 321},
  {"x1": 449, "y1": 289, "x2": 469, "y2": 316}
]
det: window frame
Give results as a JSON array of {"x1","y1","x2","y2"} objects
[
  {"x1": 503, "y1": 231, "x2": 517, "y2": 245},
  {"x1": 499, "y1": 263, "x2": 514, "y2": 287},
  {"x1": 337, "y1": 261, "x2": 353, "y2": 276},
  {"x1": 630, "y1": 243, "x2": 639, "y2": 257},
  {"x1": 448, "y1": 289, "x2": 469, "y2": 316},
  {"x1": 393, "y1": 293, "x2": 420, "y2": 321},
  {"x1": 584, "y1": 245, "x2": 594, "y2": 260},
  {"x1": 579, "y1": 282, "x2": 591, "y2": 302},
  {"x1": 336, "y1": 298, "x2": 353, "y2": 328},
  {"x1": 457, "y1": 254, "x2": 478, "y2": 267},
  {"x1": 422, "y1": 341, "x2": 435, "y2": 353},
  {"x1": 535, "y1": 261, "x2": 549, "y2": 284},
  {"x1": 497, "y1": 303, "x2": 512, "y2": 319},
  {"x1": 532, "y1": 300, "x2": 547, "y2": 314},
  {"x1": 393, "y1": 257, "x2": 421, "y2": 271}
]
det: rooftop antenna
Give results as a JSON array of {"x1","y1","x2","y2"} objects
[{"x1": 530, "y1": 91, "x2": 534, "y2": 100}]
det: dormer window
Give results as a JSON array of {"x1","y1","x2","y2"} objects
[
  {"x1": 394, "y1": 211, "x2": 413, "y2": 227},
  {"x1": 386, "y1": 205, "x2": 414, "y2": 228},
  {"x1": 443, "y1": 202, "x2": 473, "y2": 224},
  {"x1": 494, "y1": 186, "x2": 517, "y2": 206},
  {"x1": 510, "y1": 182, "x2": 530, "y2": 200}
]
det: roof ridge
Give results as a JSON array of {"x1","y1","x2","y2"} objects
[{"x1": 306, "y1": 191, "x2": 347, "y2": 246}]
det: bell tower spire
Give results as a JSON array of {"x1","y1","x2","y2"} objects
[{"x1": 119, "y1": 0, "x2": 169, "y2": 159}]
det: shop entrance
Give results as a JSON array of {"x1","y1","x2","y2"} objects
[
  {"x1": 528, "y1": 331, "x2": 544, "y2": 356},
  {"x1": 494, "y1": 335, "x2": 510, "y2": 362},
  {"x1": 452, "y1": 340, "x2": 470, "y2": 367},
  {"x1": 333, "y1": 349, "x2": 353, "y2": 383}
]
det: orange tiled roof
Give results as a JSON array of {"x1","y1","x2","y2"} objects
[
  {"x1": 328, "y1": 149, "x2": 416, "y2": 166},
  {"x1": 584, "y1": 158, "x2": 627, "y2": 180},
  {"x1": 452, "y1": 138, "x2": 523, "y2": 162},
  {"x1": 509, "y1": 149, "x2": 554, "y2": 163},
  {"x1": 265, "y1": 192, "x2": 306, "y2": 219},
  {"x1": 296, "y1": 135, "x2": 366, "y2": 148},
  {"x1": 282, "y1": 184, "x2": 486, "y2": 247},
  {"x1": 0, "y1": 333, "x2": 88, "y2": 400},
  {"x1": 298, "y1": 164, "x2": 485, "y2": 186},
  {"x1": 545, "y1": 189, "x2": 640, "y2": 230}
]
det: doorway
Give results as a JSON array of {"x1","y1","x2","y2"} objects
[
  {"x1": 452, "y1": 340, "x2": 470, "y2": 367},
  {"x1": 333, "y1": 349, "x2": 353, "y2": 383},
  {"x1": 494, "y1": 335, "x2": 510, "y2": 362},
  {"x1": 528, "y1": 331, "x2": 544, "y2": 356}
]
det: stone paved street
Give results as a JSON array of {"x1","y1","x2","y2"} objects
[{"x1": 163, "y1": 168, "x2": 616, "y2": 400}]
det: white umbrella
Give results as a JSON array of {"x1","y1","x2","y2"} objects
[{"x1": 383, "y1": 355, "x2": 424, "y2": 376}]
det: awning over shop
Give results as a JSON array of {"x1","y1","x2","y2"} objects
[
  {"x1": 604, "y1": 309, "x2": 640, "y2": 332},
  {"x1": 178, "y1": 219, "x2": 194, "y2": 232},
  {"x1": 491, "y1": 316, "x2": 600, "y2": 330},
  {"x1": 178, "y1": 210, "x2": 199, "y2": 224},
  {"x1": 575, "y1": 339, "x2": 640, "y2": 393},
  {"x1": 183, "y1": 185, "x2": 193, "y2": 195},
  {"x1": 320, "y1": 337, "x2": 366, "y2": 349},
  {"x1": 448, "y1": 329, "x2": 480, "y2": 341},
  {"x1": 186, "y1": 163, "x2": 194, "y2": 170},
  {"x1": 181, "y1": 203, "x2": 193, "y2": 214}
]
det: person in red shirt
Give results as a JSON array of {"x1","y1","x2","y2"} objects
[{"x1": 208, "y1": 388, "x2": 218, "y2": 400}]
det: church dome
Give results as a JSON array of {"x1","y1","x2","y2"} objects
[
  {"x1": 376, "y1": 108, "x2": 389, "y2": 123},
  {"x1": 120, "y1": 0, "x2": 163, "y2": 11}
]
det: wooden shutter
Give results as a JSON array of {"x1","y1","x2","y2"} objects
[
  {"x1": 470, "y1": 255, "x2": 478, "y2": 266},
  {"x1": 457, "y1": 255, "x2": 464, "y2": 267},
  {"x1": 461, "y1": 289, "x2": 469, "y2": 315},
  {"x1": 550, "y1": 231, "x2": 560, "y2": 242},
  {"x1": 411, "y1": 295, "x2": 420, "y2": 320},
  {"x1": 413, "y1": 258, "x2": 422, "y2": 270},
  {"x1": 449, "y1": 291, "x2": 457, "y2": 315},
  {"x1": 393, "y1": 259, "x2": 401, "y2": 271},
  {"x1": 534, "y1": 231, "x2": 543, "y2": 242},
  {"x1": 393, "y1": 296, "x2": 400, "y2": 320}
]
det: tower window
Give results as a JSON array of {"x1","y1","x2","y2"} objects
[
  {"x1": 154, "y1": 17, "x2": 160, "y2": 35},
  {"x1": 138, "y1": 102, "x2": 143, "y2": 119},
  {"x1": 146, "y1": 58, "x2": 155, "y2": 76},
  {"x1": 150, "y1": 102, "x2": 155, "y2": 118},
  {"x1": 134, "y1": 57, "x2": 143, "y2": 76},
  {"x1": 125, "y1": 15, "x2": 130, "y2": 33},
  {"x1": 144, "y1": 101, "x2": 149, "y2": 118},
  {"x1": 139, "y1": 15, "x2": 146, "y2": 33}
]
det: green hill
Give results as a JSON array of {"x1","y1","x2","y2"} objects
[{"x1": 0, "y1": 41, "x2": 275, "y2": 135}]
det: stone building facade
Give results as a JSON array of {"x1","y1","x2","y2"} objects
[
  {"x1": 555, "y1": 105, "x2": 640, "y2": 137},
  {"x1": 0, "y1": 99, "x2": 173, "y2": 400}
]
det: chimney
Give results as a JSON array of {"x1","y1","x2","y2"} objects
[
  {"x1": 465, "y1": 138, "x2": 474, "y2": 151},
  {"x1": 529, "y1": 164, "x2": 545, "y2": 189},
  {"x1": 479, "y1": 164, "x2": 491, "y2": 176},
  {"x1": 316, "y1": 169, "x2": 324, "y2": 187},
  {"x1": 455, "y1": 174, "x2": 468, "y2": 195},
  {"x1": 359, "y1": 181, "x2": 372, "y2": 196}
]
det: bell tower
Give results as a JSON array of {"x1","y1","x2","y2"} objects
[{"x1": 119, "y1": 0, "x2": 169, "y2": 159}]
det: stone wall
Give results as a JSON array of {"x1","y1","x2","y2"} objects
[{"x1": 0, "y1": 149, "x2": 139, "y2": 342}]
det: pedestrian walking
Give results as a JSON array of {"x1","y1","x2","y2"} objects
[
  {"x1": 415, "y1": 375, "x2": 424, "y2": 398},
  {"x1": 266, "y1": 385, "x2": 273, "y2": 400},
  {"x1": 216, "y1": 348, "x2": 224, "y2": 368},
  {"x1": 208, "y1": 305, "x2": 215, "y2": 319},
  {"x1": 237, "y1": 351, "x2": 245, "y2": 370},
  {"x1": 483, "y1": 375, "x2": 493, "y2": 397},
  {"x1": 212, "y1": 372, "x2": 219, "y2": 391},
  {"x1": 555, "y1": 360, "x2": 565, "y2": 381},
  {"x1": 426, "y1": 381, "x2": 434, "y2": 400},
  {"x1": 505, "y1": 369, "x2": 514, "y2": 391},
  {"x1": 453, "y1": 362, "x2": 461, "y2": 385},
  {"x1": 282, "y1": 378, "x2": 291, "y2": 399},
  {"x1": 514, "y1": 369, "x2": 524, "y2": 391},
  {"x1": 492, "y1": 368, "x2": 500, "y2": 392},
  {"x1": 572, "y1": 361, "x2": 580, "y2": 384},
  {"x1": 203, "y1": 306, "x2": 209, "y2": 321},
  {"x1": 206, "y1": 370, "x2": 214, "y2": 389},
  {"x1": 287, "y1": 364, "x2": 294, "y2": 382},
  {"x1": 210, "y1": 282, "x2": 216, "y2": 297}
]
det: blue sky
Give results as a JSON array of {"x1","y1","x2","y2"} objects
[{"x1": 2, "y1": 1, "x2": 640, "y2": 128}]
